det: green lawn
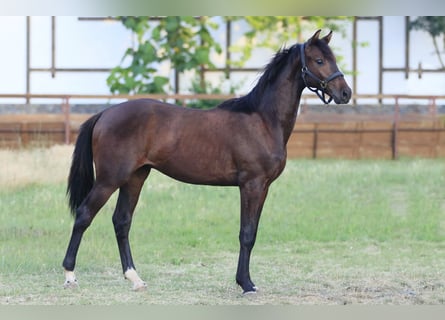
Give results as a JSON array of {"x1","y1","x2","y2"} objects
[{"x1": 0, "y1": 147, "x2": 444, "y2": 304}]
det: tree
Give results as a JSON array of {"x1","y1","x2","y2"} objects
[
  {"x1": 107, "y1": 16, "x2": 353, "y2": 105},
  {"x1": 107, "y1": 16, "x2": 222, "y2": 94},
  {"x1": 409, "y1": 16, "x2": 445, "y2": 69},
  {"x1": 226, "y1": 16, "x2": 351, "y2": 67}
]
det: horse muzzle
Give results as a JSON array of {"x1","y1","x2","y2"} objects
[{"x1": 328, "y1": 81, "x2": 352, "y2": 104}]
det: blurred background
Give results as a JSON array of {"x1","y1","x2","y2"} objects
[{"x1": 0, "y1": 16, "x2": 444, "y2": 159}]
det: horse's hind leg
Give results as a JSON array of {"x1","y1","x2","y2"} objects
[
  {"x1": 62, "y1": 183, "x2": 117, "y2": 288},
  {"x1": 112, "y1": 166, "x2": 150, "y2": 291}
]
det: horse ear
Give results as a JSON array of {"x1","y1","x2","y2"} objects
[
  {"x1": 308, "y1": 29, "x2": 322, "y2": 45},
  {"x1": 323, "y1": 30, "x2": 333, "y2": 44}
]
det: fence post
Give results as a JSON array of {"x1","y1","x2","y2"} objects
[
  {"x1": 431, "y1": 97, "x2": 439, "y2": 157},
  {"x1": 21, "y1": 122, "x2": 29, "y2": 147},
  {"x1": 430, "y1": 97, "x2": 437, "y2": 118},
  {"x1": 392, "y1": 97, "x2": 399, "y2": 160},
  {"x1": 62, "y1": 96, "x2": 71, "y2": 144},
  {"x1": 313, "y1": 124, "x2": 318, "y2": 159},
  {"x1": 357, "y1": 121, "x2": 364, "y2": 159}
]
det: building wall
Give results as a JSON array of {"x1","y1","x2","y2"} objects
[{"x1": 0, "y1": 17, "x2": 444, "y2": 105}]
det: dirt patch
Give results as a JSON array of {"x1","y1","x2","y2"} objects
[{"x1": 0, "y1": 145, "x2": 73, "y2": 188}]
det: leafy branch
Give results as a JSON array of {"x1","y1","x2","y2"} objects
[
  {"x1": 107, "y1": 16, "x2": 222, "y2": 94},
  {"x1": 410, "y1": 16, "x2": 445, "y2": 69},
  {"x1": 226, "y1": 16, "x2": 353, "y2": 67}
]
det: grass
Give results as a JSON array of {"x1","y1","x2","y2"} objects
[{"x1": 0, "y1": 146, "x2": 444, "y2": 304}]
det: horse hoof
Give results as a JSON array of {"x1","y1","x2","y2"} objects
[
  {"x1": 132, "y1": 281, "x2": 147, "y2": 292},
  {"x1": 63, "y1": 279, "x2": 79, "y2": 289},
  {"x1": 242, "y1": 286, "x2": 258, "y2": 295}
]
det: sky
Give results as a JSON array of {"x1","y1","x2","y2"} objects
[{"x1": 0, "y1": 16, "x2": 444, "y2": 105}]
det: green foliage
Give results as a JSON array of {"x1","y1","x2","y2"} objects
[
  {"x1": 226, "y1": 16, "x2": 353, "y2": 67},
  {"x1": 410, "y1": 16, "x2": 445, "y2": 68},
  {"x1": 107, "y1": 16, "x2": 354, "y2": 98},
  {"x1": 410, "y1": 16, "x2": 445, "y2": 38},
  {"x1": 107, "y1": 16, "x2": 222, "y2": 94},
  {"x1": 186, "y1": 76, "x2": 240, "y2": 109}
]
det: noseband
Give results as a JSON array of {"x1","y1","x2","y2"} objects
[{"x1": 300, "y1": 43, "x2": 344, "y2": 104}]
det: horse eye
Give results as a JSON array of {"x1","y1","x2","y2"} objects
[{"x1": 316, "y1": 59, "x2": 323, "y2": 65}]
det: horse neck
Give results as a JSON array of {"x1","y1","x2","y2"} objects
[{"x1": 258, "y1": 67, "x2": 304, "y2": 145}]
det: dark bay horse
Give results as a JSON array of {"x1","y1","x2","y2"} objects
[{"x1": 62, "y1": 30, "x2": 351, "y2": 294}]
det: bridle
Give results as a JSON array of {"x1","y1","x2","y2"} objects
[{"x1": 300, "y1": 43, "x2": 344, "y2": 104}]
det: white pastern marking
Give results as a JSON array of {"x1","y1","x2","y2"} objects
[
  {"x1": 124, "y1": 268, "x2": 147, "y2": 291},
  {"x1": 63, "y1": 270, "x2": 78, "y2": 288}
]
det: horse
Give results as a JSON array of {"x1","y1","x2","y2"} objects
[{"x1": 62, "y1": 29, "x2": 351, "y2": 294}]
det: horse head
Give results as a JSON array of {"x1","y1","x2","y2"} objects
[{"x1": 301, "y1": 29, "x2": 352, "y2": 104}]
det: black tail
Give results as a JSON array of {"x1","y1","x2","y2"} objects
[{"x1": 67, "y1": 112, "x2": 102, "y2": 217}]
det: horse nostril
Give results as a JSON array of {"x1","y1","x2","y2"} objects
[{"x1": 342, "y1": 88, "x2": 351, "y2": 101}]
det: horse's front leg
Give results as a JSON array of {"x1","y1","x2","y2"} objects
[{"x1": 236, "y1": 179, "x2": 269, "y2": 294}]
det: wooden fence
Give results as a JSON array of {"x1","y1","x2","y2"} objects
[
  {"x1": 1, "y1": 94, "x2": 445, "y2": 159},
  {"x1": 288, "y1": 117, "x2": 445, "y2": 159}
]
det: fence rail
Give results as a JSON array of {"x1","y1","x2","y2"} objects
[{"x1": 1, "y1": 93, "x2": 444, "y2": 159}]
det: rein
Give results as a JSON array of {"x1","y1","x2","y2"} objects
[{"x1": 300, "y1": 43, "x2": 344, "y2": 104}]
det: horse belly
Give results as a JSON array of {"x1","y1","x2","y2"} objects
[{"x1": 150, "y1": 145, "x2": 238, "y2": 186}]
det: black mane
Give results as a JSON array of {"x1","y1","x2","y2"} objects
[{"x1": 217, "y1": 44, "x2": 300, "y2": 113}]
